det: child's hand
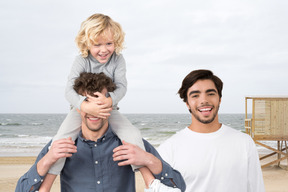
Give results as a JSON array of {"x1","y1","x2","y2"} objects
[
  {"x1": 81, "y1": 93, "x2": 112, "y2": 119},
  {"x1": 47, "y1": 137, "x2": 77, "y2": 164},
  {"x1": 93, "y1": 92, "x2": 113, "y2": 107}
]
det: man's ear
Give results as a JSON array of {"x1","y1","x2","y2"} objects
[{"x1": 186, "y1": 102, "x2": 190, "y2": 109}]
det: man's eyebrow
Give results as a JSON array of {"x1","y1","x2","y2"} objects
[
  {"x1": 188, "y1": 89, "x2": 217, "y2": 96},
  {"x1": 206, "y1": 89, "x2": 217, "y2": 93},
  {"x1": 188, "y1": 90, "x2": 200, "y2": 96}
]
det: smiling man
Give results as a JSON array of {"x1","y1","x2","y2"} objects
[
  {"x1": 157, "y1": 69, "x2": 265, "y2": 192},
  {"x1": 15, "y1": 72, "x2": 185, "y2": 192}
]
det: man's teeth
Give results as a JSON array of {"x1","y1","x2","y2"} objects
[
  {"x1": 199, "y1": 108, "x2": 211, "y2": 112},
  {"x1": 89, "y1": 117, "x2": 99, "y2": 120}
]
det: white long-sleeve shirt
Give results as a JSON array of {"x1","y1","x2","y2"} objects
[{"x1": 157, "y1": 124, "x2": 265, "y2": 192}]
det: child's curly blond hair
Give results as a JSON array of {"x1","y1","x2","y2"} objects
[{"x1": 75, "y1": 14, "x2": 125, "y2": 57}]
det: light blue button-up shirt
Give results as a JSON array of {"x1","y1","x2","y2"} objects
[{"x1": 16, "y1": 126, "x2": 186, "y2": 192}]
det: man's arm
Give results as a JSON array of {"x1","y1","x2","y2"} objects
[
  {"x1": 113, "y1": 140, "x2": 186, "y2": 191},
  {"x1": 15, "y1": 138, "x2": 77, "y2": 192},
  {"x1": 247, "y1": 136, "x2": 265, "y2": 192},
  {"x1": 15, "y1": 141, "x2": 50, "y2": 192}
]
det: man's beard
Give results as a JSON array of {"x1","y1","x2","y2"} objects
[
  {"x1": 191, "y1": 104, "x2": 220, "y2": 124},
  {"x1": 84, "y1": 116, "x2": 106, "y2": 132}
]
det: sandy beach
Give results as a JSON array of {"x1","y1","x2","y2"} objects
[{"x1": 1, "y1": 156, "x2": 287, "y2": 192}]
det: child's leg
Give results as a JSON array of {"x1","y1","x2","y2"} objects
[
  {"x1": 49, "y1": 107, "x2": 81, "y2": 174},
  {"x1": 109, "y1": 111, "x2": 181, "y2": 191},
  {"x1": 39, "y1": 174, "x2": 56, "y2": 192},
  {"x1": 139, "y1": 167, "x2": 155, "y2": 188},
  {"x1": 109, "y1": 110, "x2": 145, "y2": 170},
  {"x1": 109, "y1": 110, "x2": 155, "y2": 187},
  {"x1": 39, "y1": 108, "x2": 81, "y2": 191}
]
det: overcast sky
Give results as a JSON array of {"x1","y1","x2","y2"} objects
[{"x1": 0, "y1": 0, "x2": 287, "y2": 114}]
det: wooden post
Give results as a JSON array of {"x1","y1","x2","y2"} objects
[{"x1": 278, "y1": 141, "x2": 280, "y2": 166}]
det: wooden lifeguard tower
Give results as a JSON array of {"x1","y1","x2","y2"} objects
[{"x1": 245, "y1": 96, "x2": 288, "y2": 169}]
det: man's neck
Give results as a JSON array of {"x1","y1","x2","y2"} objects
[
  {"x1": 188, "y1": 117, "x2": 221, "y2": 133},
  {"x1": 81, "y1": 123, "x2": 109, "y2": 142}
]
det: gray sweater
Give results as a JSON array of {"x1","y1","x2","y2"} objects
[{"x1": 65, "y1": 52, "x2": 127, "y2": 109}]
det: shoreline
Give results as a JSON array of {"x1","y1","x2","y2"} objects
[{"x1": 1, "y1": 156, "x2": 288, "y2": 192}]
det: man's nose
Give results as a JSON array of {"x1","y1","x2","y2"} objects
[{"x1": 200, "y1": 94, "x2": 209, "y2": 104}]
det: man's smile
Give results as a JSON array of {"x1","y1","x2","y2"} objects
[
  {"x1": 86, "y1": 116, "x2": 100, "y2": 122},
  {"x1": 197, "y1": 106, "x2": 213, "y2": 116}
]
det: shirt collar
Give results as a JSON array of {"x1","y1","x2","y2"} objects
[{"x1": 78, "y1": 124, "x2": 116, "y2": 143}]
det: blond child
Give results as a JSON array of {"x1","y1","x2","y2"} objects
[{"x1": 39, "y1": 14, "x2": 180, "y2": 192}]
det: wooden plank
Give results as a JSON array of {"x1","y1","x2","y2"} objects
[
  {"x1": 252, "y1": 99, "x2": 255, "y2": 138},
  {"x1": 284, "y1": 101, "x2": 288, "y2": 135},
  {"x1": 260, "y1": 152, "x2": 277, "y2": 160},
  {"x1": 265, "y1": 101, "x2": 271, "y2": 135},
  {"x1": 254, "y1": 136, "x2": 288, "y2": 140},
  {"x1": 254, "y1": 141, "x2": 288, "y2": 156},
  {"x1": 261, "y1": 156, "x2": 288, "y2": 168},
  {"x1": 246, "y1": 96, "x2": 288, "y2": 100}
]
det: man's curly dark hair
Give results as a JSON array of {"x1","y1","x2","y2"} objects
[{"x1": 73, "y1": 72, "x2": 116, "y2": 97}]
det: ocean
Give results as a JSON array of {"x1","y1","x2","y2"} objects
[{"x1": 0, "y1": 113, "x2": 273, "y2": 156}]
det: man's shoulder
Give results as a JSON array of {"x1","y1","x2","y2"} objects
[
  {"x1": 159, "y1": 127, "x2": 188, "y2": 146},
  {"x1": 222, "y1": 124, "x2": 246, "y2": 135},
  {"x1": 171, "y1": 127, "x2": 188, "y2": 138},
  {"x1": 222, "y1": 124, "x2": 252, "y2": 141},
  {"x1": 142, "y1": 138, "x2": 152, "y2": 148}
]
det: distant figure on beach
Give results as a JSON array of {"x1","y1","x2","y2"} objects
[
  {"x1": 15, "y1": 72, "x2": 185, "y2": 192},
  {"x1": 39, "y1": 13, "x2": 180, "y2": 191},
  {"x1": 157, "y1": 69, "x2": 265, "y2": 192}
]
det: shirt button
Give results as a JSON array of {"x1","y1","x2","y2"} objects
[
  {"x1": 41, "y1": 179, "x2": 43, "y2": 182},
  {"x1": 165, "y1": 173, "x2": 168, "y2": 177},
  {"x1": 34, "y1": 179, "x2": 37, "y2": 182},
  {"x1": 95, "y1": 161, "x2": 98, "y2": 164},
  {"x1": 161, "y1": 177, "x2": 164, "y2": 180},
  {"x1": 97, "y1": 181, "x2": 101, "y2": 184},
  {"x1": 103, "y1": 138, "x2": 105, "y2": 141},
  {"x1": 94, "y1": 144, "x2": 97, "y2": 147}
]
